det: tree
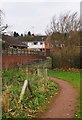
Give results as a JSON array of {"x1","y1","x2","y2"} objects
[
  {"x1": 21, "y1": 34, "x2": 23, "y2": 37},
  {"x1": 28, "y1": 31, "x2": 31, "y2": 36},
  {"x1": 46, "y1": 11, "x2": 80, "y2": 47},
  {"x1": 0, "y1": 24, "x2": 8, "y2": 32},
  {"x1": 0, "y1": 10, "x2": 8, "y2": 33},
  {"x1": 14, "y1": 31, "x2": 19, "y2": 37},
  {"x1": 48, "y1": 11, "x2": 80, "y2": 34},
  {"x1": 46, "y1": 11, "x2": 80, "y2": 68}
]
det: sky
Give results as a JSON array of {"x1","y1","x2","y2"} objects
[{"x1": 0, "y1": 1, "x2": 81, "y2": 35}]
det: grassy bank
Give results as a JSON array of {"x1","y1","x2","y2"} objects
[
  {"x1": 48, "y1": 69, "x2": 80, "y2": 118},
  {"x1": 48, "y1": 69, "x2": 80, "y2": 88},
  {"x1": 2, "y1": 68, "x2": 57, "y2": 119}
]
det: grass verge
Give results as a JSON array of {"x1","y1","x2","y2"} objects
[{"x1": 2, "y1": 68, "x2": 57, "y2": 118}]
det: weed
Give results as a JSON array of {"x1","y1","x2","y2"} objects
[{"x1": 2, "y1": 68, "x2": 57, "y2": 118}]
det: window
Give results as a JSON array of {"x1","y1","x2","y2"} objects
[
  {"x1": 33, "y1": 42, "x2": 38, "y2": 45},
  {"x1": 40, "y1": 42, "x2": 43, "y2": 45}
]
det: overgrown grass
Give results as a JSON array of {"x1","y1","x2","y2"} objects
[
  {"x1": 2, "y1": 68, "x2": 57, "y2": 118},
  {"x1": 48, "y1": 69, "x2": 80, "y2": 118}
]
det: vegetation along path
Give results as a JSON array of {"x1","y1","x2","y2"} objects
[{"x1": 41, "y1": 77, "x2": 78, "y2": 118}]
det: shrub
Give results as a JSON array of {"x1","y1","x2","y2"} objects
[{"x1": 51, "y1": 46, "x2": 80, "y2": 68}]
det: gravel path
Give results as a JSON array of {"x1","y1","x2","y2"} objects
[{"x1": 41, "y1": 77, "x2": 78, "y2": 118}]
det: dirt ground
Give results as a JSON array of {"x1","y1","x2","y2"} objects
[{"x1": 40, "y1": 77, "x2": 79, "y2": 118}]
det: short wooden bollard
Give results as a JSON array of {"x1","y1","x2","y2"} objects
[
  {"x1": 45, "y1": 68, "x2": 47, "y2": 78},
  {"x1": 18, "y1": 80, "x2": 32, "y2": 104}
]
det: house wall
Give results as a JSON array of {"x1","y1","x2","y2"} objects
[{"x1": 22, "y1": 41, "x2": 45, "y2": 49}]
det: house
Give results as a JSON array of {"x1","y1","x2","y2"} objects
[
  {"x1": 22, "y1": 35, "x2": 51, "y2": 56},
  {"x1": 2, "y1": 34, "x2": 51, "y2": 56}
]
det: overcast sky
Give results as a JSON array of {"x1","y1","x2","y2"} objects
[{"x1": 0, "y1": 1, "x2": 81, "y2": 35}]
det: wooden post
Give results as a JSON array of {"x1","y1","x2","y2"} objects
[
  {"x1": 28, "y1": 80, "x2": 32, "y2": 96},
  {"x1": 12, "y1": 48, "x2": 13, "y2": 55},
  {"x1": 45, "y1": 68, "x2": 47, "y2": 78},
  {"x1": 21, "y1": 49, "x2": 22, "y2": 55},
  {"x1": 18, "y1": 80, "x2": 28, "y2": 103},
  {"x1": 37, "y1": 65, "x2": 40, "y2": 76},
  {"x1": 18, "y1": 80, "x2": 32, "y2": 104},
  {"x1": 45, "y1": 68, "x2": 48, "y2": 86},
  {"x1": 27, "y1": 49, "x2": 28, "y2": 55},
  {"x1": 17, "y1": 48, "x2": 18, "y2": 55},
  {"x1": 7, "y1": 48, "x2": 8, "y2": 55},
  {"x1": 51, "y1": 56, "x2": 54, "y2": 69}
]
